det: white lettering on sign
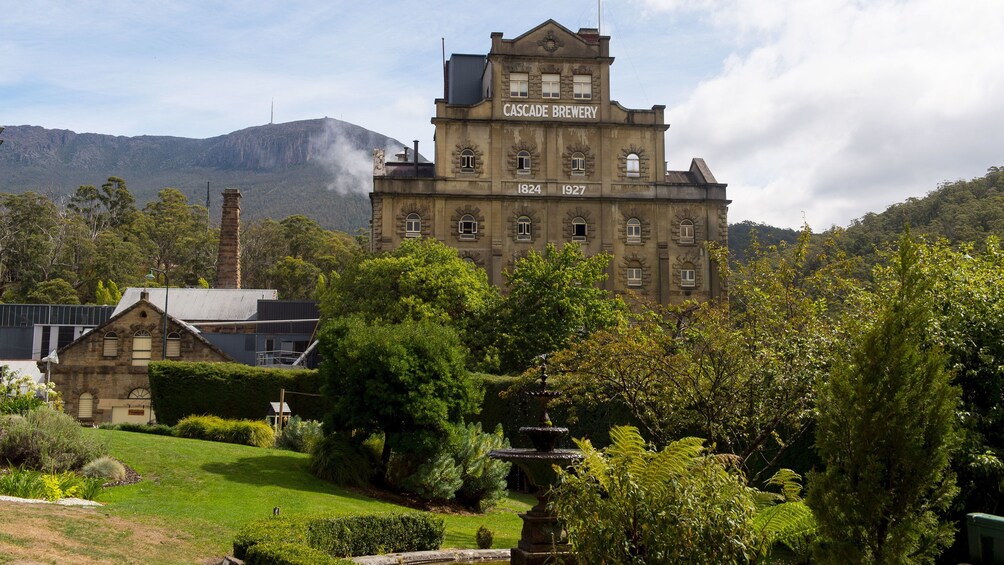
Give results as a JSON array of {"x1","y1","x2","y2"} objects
[{"x1": 503, "y1": 103, "x2": 598, "y2": 120}]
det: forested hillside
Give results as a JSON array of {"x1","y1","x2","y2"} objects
[{"x1": 835, "y1": 166, "x2": 1004, "y2": 258}]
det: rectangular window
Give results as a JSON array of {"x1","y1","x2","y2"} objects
[
  {"x1": 517, "y1": 219, "x2": 532, "y2": 241},
  {"x1": 573, "y1": 75, "x2": 592, "y2": 100},
  {"x1": 680, "y1": 223, "x2": 695, "y2": 244},
  {"x1": 459, "y1": 218, "x2": 478, "y2": 240},
  {"x1": 572, "y1": 222, "x2": 587, "y2": 241},
  {"x1": 510, "y1": 73, "x2": 528, "y2": 98},
  {"x1": 132, "y1": 336, "x2": 152, "y2": 366},
  {"x1": 627, "y1": 268, "x2": 642, "y2": 287},
  {"x1": 681, "y1": 269, "x2": 696, "y2": 288},
  {"x1": 542, "y1": 74, "x2": 560, "y2": 98}
]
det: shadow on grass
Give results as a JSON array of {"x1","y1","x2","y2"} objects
[{"x1": 200, "y1": 451, "x2": 375, "y2": 502}]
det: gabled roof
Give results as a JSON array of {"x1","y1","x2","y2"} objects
[
  {"x1": 508, "y1": 19, "x2": 589, "y2": 46},
  {"x1": 114, "y1": 288, "x2": 278, "y2": 322},
  {"x1": 55, "y1": 298, "x2": 234, "y2": 362}
]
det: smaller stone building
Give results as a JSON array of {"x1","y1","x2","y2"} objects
[{"x1": 45, "y1": 291, "x2": 233, "y2": 425}]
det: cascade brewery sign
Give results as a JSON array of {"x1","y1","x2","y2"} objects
[{"x1": 503, "y1": 103, "x2": 598, "y2": 120}]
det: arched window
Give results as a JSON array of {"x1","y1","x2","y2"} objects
[
  {"x1": 132, "y1": 330, "x2": 152, "y2": 366},
  {"x1": 166, "y1": 332, "x2": 181, "y2": 358},
  {"x1": 405, "y1": 213, "x2": 422, "y2": 238},
  {"x1": 517, "y1": 151, "x2": 532, "y2": 174},
  {"x1": 78, "y1": 392, "x2": 94, "y2": 420},
  {"x1": 571, "y1": 152, "x2": 586, "y2": 176},
  {"x1": 103, "y1": 332, "x2": 118, "y2": 358},
  {"x1": 462, "y1": 257, "x2": 477, "y2": 267},
  {"x1": 680, "y1": 219, "x2": 695, "y2": 244},
  {"x1": 626, "y1": 218, "x2": 642, "y2": 243},
  {"x1": 626, "y1": 153, "x2": 640, "y2": 178},
  {"x1": 460, "y1": 149, "x2": 476, "y2": 172},
  {"x1": 571, "y1": 217, "x2": 587, "y2": 241},
  {"x1": 627, "y1": 265, "x2": 643, "y2": 287},
  {"x1": 127, "y1": 388, "x2": 151, "y2": 400},
  {"x1": 459, "y1": 214, "x2": 478, "y2": 240},
  {"x1": 681, "y1": 266, "x2": 697, "y2": 289},
  {"x1": 516, "y1": 216, "x2": 532, "y2": 241}
]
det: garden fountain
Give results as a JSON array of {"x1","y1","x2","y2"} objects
[{"x1": 490, "y1": 358, "x2": 581, "y2": 565}]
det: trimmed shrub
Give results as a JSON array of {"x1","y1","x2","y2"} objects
[
  {"x1": 0, "y1": 407, "x2": 106, "y2": 471},
  {"x1": 99, "y1": 422, "x2": 174, "y2": 436},
  {"x1": 234, "y1": 514, "x2": 444, "y2": 560},
  {"x1": 173, "y1": 415, "x2": 275, "y2": 447},
  {"x1": 275, "y1": 416, "x2": 323, "y2": 453},
  {"x1": 309, "y1": 432, "x2": 377, "y2": 486},
  {"x1": 81, "y1": 456, "x2": 127, "y2": 482},
  {"x1": 245, "y1": 542, "x2": 351, "y2": 565},
  {"x1": 149, "y1": 361, "x2": 326, "y2": 426},
  {"x1": 475, "y1": 525, "x2": 494, "y2": 549}
]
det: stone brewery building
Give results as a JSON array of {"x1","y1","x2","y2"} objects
[{"x1": 371, "y1": 20, "x2": 729, "y2": 304}]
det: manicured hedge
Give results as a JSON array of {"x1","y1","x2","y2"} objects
[
  {"x1": 149, "y1": 361, "x2": 327, "y2": 426},
  {"x1": 245, "y1": 542, "x2": 353, "y2": 565},
  {"x1": 233, "y1": 513, "x2": 445, "y2": 561}
]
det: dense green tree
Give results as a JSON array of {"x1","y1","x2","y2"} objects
[
  {"x1": 317, "y1": 316, "x2": 480, "y2": 476},
  {"x1": 0, "y1": 192, "x2": 62, "y2": 300},
  {"x1": 241, "y1": 216, "x2": 361, "y2": 295},
  {"x1": 496, "y1": 243, "x2": 625, "y2": 374},
  {"x1": 67, "y1": 176, "x2": 137, "y2": 239},
  {"x1": 267, "y1": 256, "x2": 321, "y2": 300},
  {"x1": 25, "y1": 278, "x2": 80, "y2": 305},
  {"x1": 141, "y1": 188, "x2": 217, "y2": 285},
  {"x1": 808, "y1": 234, "x2": 959, "y2": 564},
  {"x1": 544, "y1": 229, "x2": 861, "y2": 477}
]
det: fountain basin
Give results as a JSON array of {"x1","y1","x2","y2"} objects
[{"x1": 490, "y1": 448, "x2": 580, "y2": 489}]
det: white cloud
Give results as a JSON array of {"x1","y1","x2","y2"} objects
[{"x1": 658, "y1": 0, "x2": 1004, "y2": 228}]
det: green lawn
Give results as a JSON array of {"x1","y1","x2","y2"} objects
[{"x1": 87, "y1": 428, "x2": 530, "y2": 560}]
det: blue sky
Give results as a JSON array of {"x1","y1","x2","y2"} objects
[{"x1": 3, "y1": 0, "x2": 1003, "y2": 229}]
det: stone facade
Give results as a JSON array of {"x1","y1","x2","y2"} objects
[
  {"x1": 371, "y1": 20, "x2": 729, "y2": 304},
  {"x1": 46, "y1": 295, "x2": 232, "y2": 425}
]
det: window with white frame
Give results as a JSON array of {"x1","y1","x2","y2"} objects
[
  {"x1": 166, "y1": 332, "x2": 181, "y2": 358},
  {"x1": 681, "y1": 268, "x2": 696, "y2": 288},
  {"x1": 103, "y1": 332, "x2": 118, "y2": 357},
  {"x1": 517, "y1": 151, "x2": 532, "y2": 174},
  {"x1": 128, "y1": 388, "x2": 151, "y2": 399},
  {"x1": 542, "y1": 74, "x2": 560, "y2": 98},
  {"x1": 510, "y1": 73, "x2": 528, "y2": 98},
  {"x1": 626, "y1": 218, "x2": 642, "y2": 243},
  {"x1": 405, "y1": 213, "x2": 422, "y2": 238},
  {"x1": 571, "y1": 152, "x2": 586, "y2": 176},
  {"x1": 460, "y1": 149, "x2": 476, "y2": 172},
  {"x1": 573, "y1": 74, "x2": 591, "y2": 100},
  {"x1": 571, "y1": 217, "x2": 587, "y2": 241},
  {"x1": 516, "y1": 216, "x2": 532, "y2": 241},
  {"x1": 626, "y1": 153, "x2": 640, "y2": 178},
  {"x1": 680, "y1": 219, "x2": 695, "y2": 244},
  {"x1": 627, "y1": 267, "x2": 643, "y2": 287},
  {"x1": 132, "y1": 330, "x2": 152, "y2": 366},
  {"x1": 459, "y1": 214, "x2": 478, "y2": 240}
]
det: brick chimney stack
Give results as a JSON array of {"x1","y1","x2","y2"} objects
[{"x1": 215, "y1": 188, "x2": 242, "y2": 289}]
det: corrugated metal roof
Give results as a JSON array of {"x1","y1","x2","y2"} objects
[{"x1": 114, "y1": 288, "x2": 278, "y2": 322}]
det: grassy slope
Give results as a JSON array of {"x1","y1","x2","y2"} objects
[{"x1": 86, "y1": 429, "x2": 529, "y2": 561}]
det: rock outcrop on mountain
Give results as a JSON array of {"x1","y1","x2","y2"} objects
[{"x1": 0, "y1": 119, "x2": 411, "y2": 232}]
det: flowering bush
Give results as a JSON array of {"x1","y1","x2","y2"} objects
[{"x1": 0, "y1": 365, "x2": 59, "y2": 414}]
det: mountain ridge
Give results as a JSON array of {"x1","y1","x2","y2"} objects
[{"x1": 0, "y1": 118, "x2": 413, "y2": 231}]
